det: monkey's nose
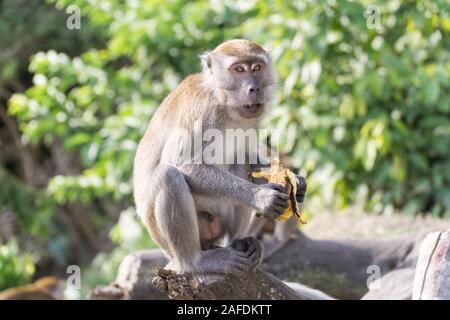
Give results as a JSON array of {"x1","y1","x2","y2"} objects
[{"x1": 248, "y1": 86, "x2": 260, "y2": 95}]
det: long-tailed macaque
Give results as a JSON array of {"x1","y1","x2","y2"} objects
[{"x1": 134, "y1": 39, "x2": 306, "y2": 275}]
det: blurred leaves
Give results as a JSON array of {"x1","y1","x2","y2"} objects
[
  {"x1": 250, "y1": 0, "x2": 450, "y2": 216},
  {"x1": 81, "y1": 208, "x2": 157, "y2": 294},
  {"x1": 8, "y1": 0, "x2": 450, "y2": 219},
  {"x1": 0, "y1": 239, "x2": 35, "y2": 291},
  {"x1": 0, "y1": 168, "x2": 54, "y2": 238},
  {"x1": 0, "y1": 0, "x2": 450, "y2": 295}
]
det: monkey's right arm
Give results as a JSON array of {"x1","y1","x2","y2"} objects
[{"x1": 177, "y1": 164, "x2": 289, "y2": 219}]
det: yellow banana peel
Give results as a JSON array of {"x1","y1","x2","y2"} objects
[{"x1": 251, "y1": 158, "x2": 306, "y2": 223}]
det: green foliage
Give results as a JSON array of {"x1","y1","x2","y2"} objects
[
  {"x1": 2, "y1": 0, "x2": 450, "y2": 294},
  {"x1": 0, "y1": 0, "x2": 103, "y2": 89},
  {"x1": 0, "y1": 168, "x2": 54, "y2": 238},
  {"x1": 7, "y1": 0, "x2": 450, "y2": 231},
  {"x1": 8, "y1": 0, "x2": 254, "y2": 209},
  {"x1": 246, "y1": 0, "x2": 450, "y2": 216},
  {"x1": 0, "y1": 239, "x2": 35, "y2": 291},
  {"x1": 0, "y1": 0, "x2": 105, "y2": 243},
  {"x1": 81, "y1": 208, "x2": 157, "y2": 297}
]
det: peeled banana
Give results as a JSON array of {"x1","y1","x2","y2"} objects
[{"x1": 251, "y1": 158, "x2": 306, "y2": 223}]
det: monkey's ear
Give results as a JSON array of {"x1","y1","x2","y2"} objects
[{"x1": 200, "y1": 52, "x2": 212, "y2": 71}]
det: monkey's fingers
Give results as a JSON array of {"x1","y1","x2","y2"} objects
[
  {"x1": 249, "y1": 253, "x2": 261, "y2": 267},
  {"x1": 272, "y1": 205, "x2": 287, "y2": 215},
  {"x1": 275, "y1": 193, "x2": 289, "y2": 203},
  {"x1": 264, "y1": 209, "x2": 283, "y2": 219},
  {"x1": 265, "y1": 183, "x2": 286, "y2": 193},
  {"x1": 296, "y1": 175, "x2": 307, "y2": 193},
  {"x1": 227, "y1": 249, "x2": 251, "y2": 274},
  {"x1": 267, "y1": 201, "x2": 285, "y2": 215},
  {"x1": 296, "y1": 194, "x2": 306, "y2": 203},
  {"x1": 294, "y1": 175, "x2": 307, "y2": 206},
  {"x1": 234, "y1": 255, "x2": 249, "y2": 264},
  {"x1": 231, "y1": 238, "x2": 250, "y2": 252},
  {"x1": 231, "y1": 240, "x2": 244, "y2": 252},
  {"x1": 247, "y1": 241, "x2": 262, "y2": 257},
  {"x1": 230, "y1": 259, "x2": 249, "y2": 273},
  {"x1": 274, "y1": 198, "x2": 289, "y2": 208},
  {"x1": 248, "y1": 249, "x2": 262, "y2": 270},
  {"x1": 241, "y1": 238, "x2": 262, "y2": 266}
]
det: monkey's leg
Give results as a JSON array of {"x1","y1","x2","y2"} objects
[
  {"x1": 150, "y1": 165, "x2": 261, "y2": 274},
  {"x1": 151, "y1": 165, "x2": 201, "y2": 272},
  {"x1": 248, "y1": 213, "x2": 298, "y2": 260},
  {"x1": 247, "y1": 213, "x2": 267, "y2": 238}
]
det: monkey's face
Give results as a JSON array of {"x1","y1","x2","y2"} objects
[
  {"x1": 225, "y1": 59, "x2": 268, "y2": 119},
  {"x1": 201, "y1": 45, "x2": 277, "y2": 120},
  {"x1": 214, "y1": 57, "x2": 276, "y2": 119}
]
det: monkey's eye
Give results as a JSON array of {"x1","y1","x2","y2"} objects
[
  {"x1": 252, "y1": 64, "x2": 262, "y2": 71},
  {"x1": 235, "y1": 66, "x2": 245, "y2": 72}
]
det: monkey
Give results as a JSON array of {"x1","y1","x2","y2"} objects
[
  {"x1": 133, "y1": 39, "x2": 307, "y2": 275},
  {"x1": 0, "y1": 276, "x2": 64, "y2": 300}
]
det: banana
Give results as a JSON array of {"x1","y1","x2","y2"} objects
[{"x1": 251, "y1": 158, "x2": 306, "y2": 223}]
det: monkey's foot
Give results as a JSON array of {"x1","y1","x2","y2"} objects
[
  {"x1": 197, "y1": 238, "x2": 262, "y2": 275},
  {"x1": 231, "y1": 237, "x2": 262, "y2": 269}
]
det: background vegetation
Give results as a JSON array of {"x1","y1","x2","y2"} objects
[{"x1": 0, "y1": 0, "x2": 449, "y2": 297}]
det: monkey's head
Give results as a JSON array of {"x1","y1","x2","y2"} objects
[{"x1": 200, "y1": 39, "x2": 277, "y2": 120}]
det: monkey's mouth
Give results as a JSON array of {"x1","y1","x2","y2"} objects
[
  {"x1": 243, "y1": 103, "x2": 262, "y2": 110},
  {"x1": 239, "y1": 103, "x2": 264, "y2": 118}
]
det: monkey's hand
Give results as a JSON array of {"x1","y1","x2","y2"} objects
[
  {"x1": 253, "y1": 183, "x2": 289, "y2": 219},
  {"x1": 295, "y1": 175, "x2": 307, "y2": 204}
]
